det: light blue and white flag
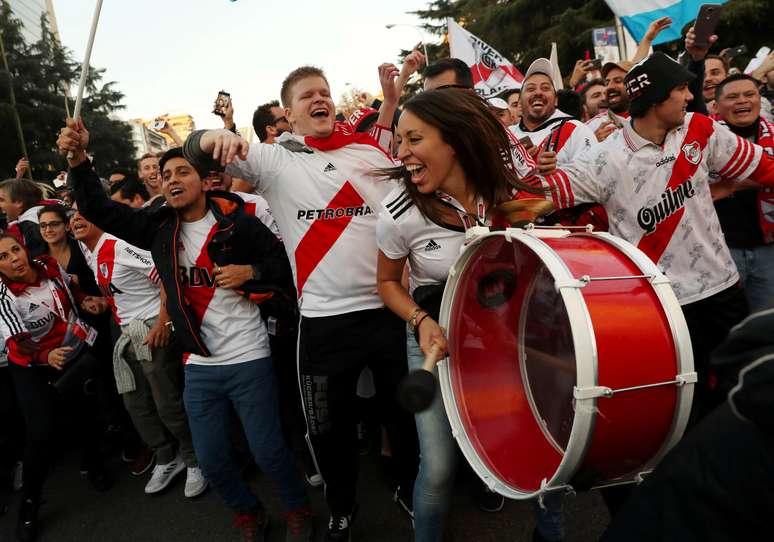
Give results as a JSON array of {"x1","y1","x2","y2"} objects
[{"x1": 604, "y1": 0, "x2": 728, "y2": 45}]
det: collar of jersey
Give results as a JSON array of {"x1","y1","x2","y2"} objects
[{"x1": 518, "y1": 109, "x2": 574, "y2": 134}]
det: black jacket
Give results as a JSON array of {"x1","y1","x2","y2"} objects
[{"x1": 68, "y1": 159, "x2": 296, "y2": 357}]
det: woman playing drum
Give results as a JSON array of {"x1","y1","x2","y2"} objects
[{"x1": 374, "y1": 89, "x2": 561, "y2": 542}]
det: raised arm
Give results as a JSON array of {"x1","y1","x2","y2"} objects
[{"x1": 57, "y1": 118, "x2": 158, "y2": 250}]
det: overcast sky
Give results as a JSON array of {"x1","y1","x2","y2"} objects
[{"x1": 54, "y1": 0, "x2": 431, "y2": 132}]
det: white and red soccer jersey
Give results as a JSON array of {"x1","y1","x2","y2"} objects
[
  {"x1": 0, "y1": 261, "x2": 82, "y2": 366},
  {"x1": 177, "y1": 210, "x2": 270, "y2": 365},
  {"x1": 233, "y1": 192, "x2": 281, "y2": 238},
  {"x1": 85, "y1": 234, "x2": 160, "y2": 325},
  {"x1": 510, "y1": 109, "x2": 595, "y2": 164},
  {"x1": 376, "y1": 187, "x2": 467, "y2": 294},
  {"x1": 227, "y1": 124, "x2": 398, "y2": 317},
  {"x1": 536, "y1": 113, "x2": 774, "y2": 304},
  {"x1": 505, "y1": 129, "x2": 537, "y2": 177}
]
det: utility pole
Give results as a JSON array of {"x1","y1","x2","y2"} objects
[{"x1": 0, "y1": 28, "x2": 32, "y2": 180}]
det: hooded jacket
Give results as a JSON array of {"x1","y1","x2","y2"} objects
[{"x1": 67, "y1": 159, "x2": 296, "y2": 357}]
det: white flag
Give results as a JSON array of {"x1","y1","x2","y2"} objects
[{"x1": 447, "y1": 18, "x2": 524, "y2": 98}]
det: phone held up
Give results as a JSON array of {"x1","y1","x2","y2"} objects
[
  {"x1": 151, "y1": 119, "x2": 166, "y2": 131},
  {"x1": 692, "y1": 4, "x2": 723, "y2": 49},
  {"x1": 213, "y1": 90, "x2": 231, "y2": 117}
]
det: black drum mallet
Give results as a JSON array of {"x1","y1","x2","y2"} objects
[{"x1": 397, "y1": 344, "x2": 443, "y2": 413}]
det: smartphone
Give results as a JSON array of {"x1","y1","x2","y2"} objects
[
  {"x1": 519, "y1": 136, "x2": 534, "y2": 150},
  {"x1": 213, "y1": 90, "x2": 231, "y2": 117},
  {"x1": 692, "y1": 4, "x2": 723, "y2": 48},
  {"x1": 589, "y1": 58, "x2": 603, "y2": 71},
  {"x1": 151, "y1": 120, "x2": 166, "y2": 130},
  {"x1": 726, "y1": 44, "x2": 748, "y2": 58}
]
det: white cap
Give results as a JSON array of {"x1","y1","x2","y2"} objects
[
  {"x1": 486, "y1": 97, "x2": 509, "y2": 110},
  {"x1": 524, "y1": 58, "x2": 555, "y2": 85}
]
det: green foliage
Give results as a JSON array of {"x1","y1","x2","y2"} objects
[{"x1": 0, "y1": 1, "x2": 134, "y2": 182}]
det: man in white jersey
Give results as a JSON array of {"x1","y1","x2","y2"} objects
[
  {"x1": 528, "y1": 52, "x2": 774, "y2": 421},
  {"x1": 186, "y1": 64, "x2": 420, "y2": 541},
  {"x1": 58, "y1": 125, "x2": 313, "y2": 542},
  {"x1": 70, "y1": 206, "x2": 205, "y2": 498},
  {"x1": 510, "y1": 58, "x2": 596, "y2": 165}
]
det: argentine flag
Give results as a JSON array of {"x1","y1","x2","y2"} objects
[{"x1": 605, "y1": 0, "x2": 728, "y2": 45}]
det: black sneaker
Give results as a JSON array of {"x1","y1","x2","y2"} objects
[
  {"x1": 393, "y1": 486, "x2": 414, "y2": 524},
  {"x1": 325, "y1": 504, "x2": 358, "y2": 542},
  {"x1": 16, "y1": 497, "x2": 40, "y2": 542},
  {"x1": 476, "y1": 485, "x2": 504, "y2": 513}
]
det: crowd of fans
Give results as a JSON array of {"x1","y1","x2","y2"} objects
[{"x1": 0, "y1": 15, "x2": 774, "y2": 542}]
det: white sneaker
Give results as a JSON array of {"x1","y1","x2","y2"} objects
[
  {"x1": 144, "y1": 455, "x2": 185, "y2": 494},
  {"x1": 12, "y1": 461, "x2": 23, "y2": 492},
  {"x1": 184, "y1": 467, "x2": 208, "y2": 498},
  {"x1": 305, "y1": 472, "x2": 323, "y2": 487}
]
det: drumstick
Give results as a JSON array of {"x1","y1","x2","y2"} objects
[
  {"x1": 397, "y1": 343, "x2": 443, "y2": 413},
  {"x1": 67, "y1": 0, "x2": 104, "y2": 160}
]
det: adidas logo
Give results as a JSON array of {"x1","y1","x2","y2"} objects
[
  {"x1": 424, "y1": 239, "x2": 441, "y2": 252},
  {"x1": 28, "y1": 303, "x2": 38, "y2": 311},
  {"x1": 323, "y1": 163, "x2": 336, "y2": 173}
]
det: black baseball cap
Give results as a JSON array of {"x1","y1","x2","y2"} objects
[{"x1": 624, "y1": 52, "x2": 695, "y2": 116}]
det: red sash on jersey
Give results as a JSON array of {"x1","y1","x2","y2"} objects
[
  {"x1": 757, "y1": 119, "x2": 774, "y2": 244},
  {"x1": 637, "y1": 115, "x2": 714, "y2": 263}
]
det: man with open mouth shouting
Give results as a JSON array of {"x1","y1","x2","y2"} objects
[{"x1": 187, "y1": 63, "x2": 420, "y2": 542}]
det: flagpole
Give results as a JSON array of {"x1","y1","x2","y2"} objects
[
  {"x1": 68, "y1": 0, "x2": 103, "y2": 160},
  {"x1": 614, "y1": 15, "x2": 628, "y2": 60}
]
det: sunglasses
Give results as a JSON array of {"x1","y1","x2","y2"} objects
[{"x1": 272, "y1": 116, "x2": 287, "y2": 125}]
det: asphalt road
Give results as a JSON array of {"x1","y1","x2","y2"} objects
[{"x1": 0, "y1": 448, "x2": 610, "y2": 542}]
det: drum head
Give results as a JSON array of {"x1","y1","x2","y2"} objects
[{"x1": 445, "y1": 234, "x2": 577, "y2": 495}]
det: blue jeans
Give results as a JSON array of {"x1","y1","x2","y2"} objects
[
  {"x1": 408, "y1": 335, "x2": 565, "y2": 541},
  {"x1": 730, "y1": 244, "x2": 774, "y2": 313},
  {"x1": 408, "y1": 334, "x2": 459, "y2": 542},
  {"x1": 183, "y1": 358, "x2": 306, "y2": 514}
]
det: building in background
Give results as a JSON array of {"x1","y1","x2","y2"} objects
[
  {"x1": 7, "y1": 0, "x2": 60, "y2": 44},
  {"x1": 238, "y1": 127, "x2": 255, "y2": 144},
  {"x1": 129, "y1": 120, "x2": 168, "y2": 159},
  {"x1": 140, "y1": 113, "x2": 196, "y2": 146}
]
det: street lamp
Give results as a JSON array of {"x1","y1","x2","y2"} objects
[{"x1": 385, "y1": 24, "x2": 430, "y2": 64}]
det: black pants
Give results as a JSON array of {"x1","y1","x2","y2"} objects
[
  {"x1": 298, "y1": 308, "x2": 419, "y2": 515},
  {"x1": 270, "y1": 332, "x2": 315, "y2": 475},
  {"x1": 8, "y1": 351, "x2": 105, "y2": 500},
  {"x1": 0, "y1": 367, "x2": 24, "y2": 505},
  {"x1": 681, "y1": 284, "x2": 749, "y2": 424}
]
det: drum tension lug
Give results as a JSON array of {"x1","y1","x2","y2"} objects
[
  {"x1": 573, "y1": 386, "x2": 613, "y2": 400},
  {"x1": 676, "y1": 372, "x2": 698, "y2": 385}
]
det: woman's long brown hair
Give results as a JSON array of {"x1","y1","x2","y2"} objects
[{"x1": 375, "y1": 88, "x2": 543, "y2": 224}]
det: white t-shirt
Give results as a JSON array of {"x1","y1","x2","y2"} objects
[
  {"x1": 510, "y1": 109, "x2": 595, "y2": 164},
  {"x1": 227, "y1": 127, "x2": 398, "y2": 317},
  {"x1": 177, "y1": 210, "x2": 270, "y2": 365},
  {"x1": 84, "y1": 234, "x2": 160, "y2": 324},
  {"x1": 376, "y1": 187, "x2": 466, "y2": 293},
  {"x1": 539, "y1": 113, "x2": 766, "y2": 304}
]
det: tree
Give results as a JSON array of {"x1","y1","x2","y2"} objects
[{"x1": 0, "y1": 1, "x2": 134, "y2": 182}]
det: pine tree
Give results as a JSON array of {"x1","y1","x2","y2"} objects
[{"x1": 0, "y1": 1, "x2": 134, "y2": 181}]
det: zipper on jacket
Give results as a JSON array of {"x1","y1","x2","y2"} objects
[{"x1": 171, "y1": 215, "x2": 209, "y2": 355}]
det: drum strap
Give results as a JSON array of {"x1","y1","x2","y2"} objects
[{"x1": 435, "y1": 192, "x2": 488, "y2": 230}]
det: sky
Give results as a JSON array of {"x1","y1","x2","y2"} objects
[{"x1": 53, "y1": 0, "x2": 433, "y2": 133}]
